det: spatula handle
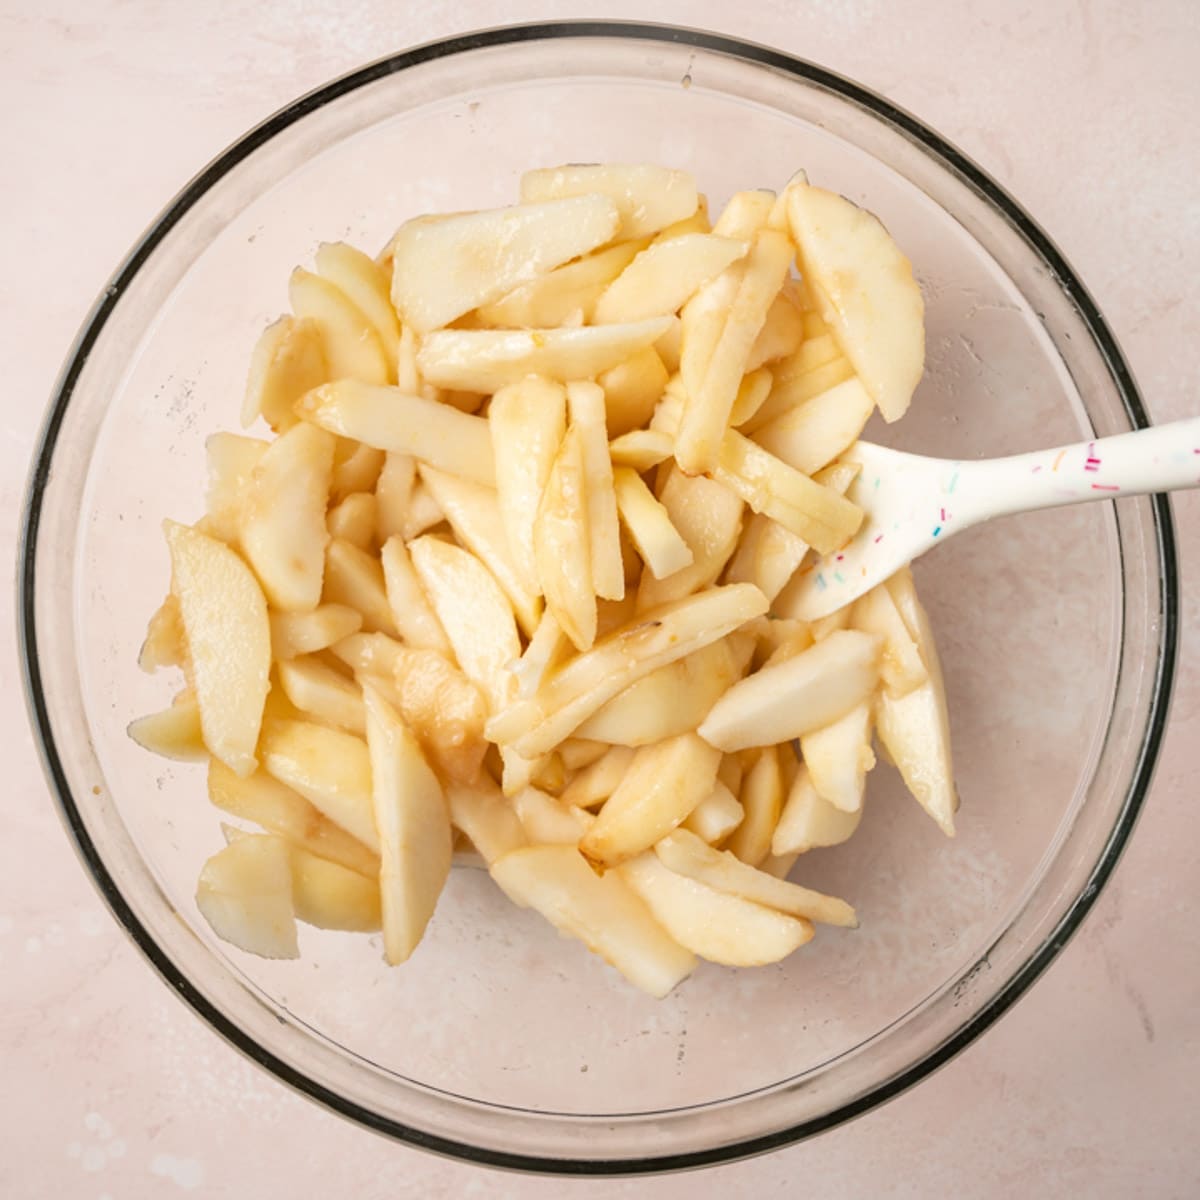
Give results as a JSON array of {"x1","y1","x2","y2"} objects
[{"x1": 961, "y1": 417, "x2": 1200, "y2": 523}]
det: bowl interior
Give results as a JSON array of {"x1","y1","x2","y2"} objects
[{"x1": 28, "y1": 28, "x2": 1168, "y2": 1169}]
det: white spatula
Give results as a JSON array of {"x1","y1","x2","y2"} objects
[{"x1": 786, "y1": 417, "x2": 1199, "y2": 620}]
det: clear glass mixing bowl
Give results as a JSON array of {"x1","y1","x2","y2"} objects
[{"x1": 19, "y1": 22, "x2": 1178, "y2": 1174}]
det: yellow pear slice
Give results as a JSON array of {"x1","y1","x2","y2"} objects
[
  {"x1": 786, "y1": 182, "x2": 924, "y2": 422},
  {"x1": 164, "y1": 521, "x2": 270, "y2": 776}
]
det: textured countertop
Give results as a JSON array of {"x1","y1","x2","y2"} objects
[{"x1": 3, "y1": 3, "x2": 1198, "y2": 1195}]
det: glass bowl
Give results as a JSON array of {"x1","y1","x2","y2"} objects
[{"x1": 20, "y1": 22, "x2": 1178, "y2": 1174}]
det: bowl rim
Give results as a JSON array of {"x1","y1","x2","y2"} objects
[{"x1": 18, "y1": 19, "x2": 1180, "y2": 1175}]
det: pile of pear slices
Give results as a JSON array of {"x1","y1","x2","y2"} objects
[{"x1": 130, "y1": 163, "x2": 951, "y2": 997}]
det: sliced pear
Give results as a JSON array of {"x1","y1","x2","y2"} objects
[
  {"x1": 619, "y1": 853, "x2": 811, "y2": 967},
  {"x1": 511, "y1": 608, "x2": 569, "y2": 700},
  {"x1": 675, "y1": 230, "x2": 795, "y2": 474},
  {"x1": 196, "y1": 834, "x2": 299, "y2": 959},
  {"x1": 138, "y1": 593, "x2": 186, "y2": 672},
  {"x1": 361, "y1": 682, "x2": 451, "y2": 964},
  {"x1": 593, "y1": 234, "x2": 749, "y2": 324},
  {"x1": 258, "y1": 717, "x2": 378, "y2": 852},
  {"x1": 323, "y1": 538, "x2": 396, "y2": 636},
  {"x1": 277, "y1": 655, "x2": 365, "y2": 735},
  {"x1": 798, "y1": 702, "x2": 875, "y2": 815},
  {"x1": 329, "y1": 439, "x2": 385, "y2": 502},
  {"x1": 269, "y1": 605, "x2": 361, "y2": 661},
  {"x1": 207, "y1": 759, "x2": 378, "y2": 877},
  {"x1": 608, "y1": 429, "x2": 674, "y2": 473},
  {"x1": 390, "y1": 195, "x2": 620, "y2": 332},
  {"x1": 656, "y1": 828, "x2": 856, "y2": 927},
  {"x1": 242, "y1": 316, "x2": 326, "y2": 433},
  {"x1": 476, "y1": 238, "x2": 648, "y2": 328},
  {"x1": 559, "y1": 745, "x2": 635, "y2": 810},
  {"x1": 682, "y1": 781, "x2": 744, "y2": 844},
  {"x1": 612, "y1": 467, "x2": 693, "y2": 581},
  {"x1": 387, "y1": 645, "x2": 489, "y2": 785},
  {"x1": 295, "y1": 381, "x2": 495, "y2": 487},
  {"x1": 491, "y1": 845, "x2": 696, "y2": 998},
  {"x1": 445, "y1": 777, "x2": 527, "y2": 865},
  {"x1": 876, "y1": 675, "x2": 956, "y2": 837},
  {"x1": 723, "y1": 512, "x2": 810, "y2": 605},
  {"x1": 238, "y1": 421, "x2": 335, "y2": 612},
  {"x1": 746, "y1": 289, "x2": 805, "y2": 371},
  {"x1": 314, "y1": 241, "x2": 400, "y2": 371},
  {"x1": 753, "y1": 378, "x2": 874, "y2": 477},
  {"x1": 576, "y1": 634, "x2": 752, "y2": 746},
  {"x1": 163, "y1": 521, "x2": 270, "y2": 776},
  {"x1": 597, "y1": 346, "x2": 669, "y2": 437},
  {"x1": 727, "y1": 366, "x2": 774, "y2": 427},
  {"x1": 289, "y1": 267, "x2": 388, "y2": 385},
  {"x1": 416, "y1": 317, "x2": 675, "y2": 393},
  {"x1": 488, "y1": 375, "x2": 567, "y2": 597},
  {"x1": 700, "y1": 629, "x2": 880, "y2": 751},
  {"x1": 568, "y1": 381, "x2": 624, "y2": 602},
  {"x1": 418, "y1": 465, "x2": 541, "y2": 635},
  {"x1": 712, "y1": 430, "x2": 863, "y2": 556},
  {"x1": 408, "y1": 535, "x2": 521, "y2": 713},
  {"x1": 512, "y1": 786, "x2": 592, "y2": 845},
  {"x1": 378, "y1": 535, "x2": 451, "y2": 655},
  {"x1": 635, "y1": 467, "x2": 744, "y2": 611},
  {"x1": 772, "y1": 763, "x2": 863, "y2": 856},
  {"x1": 726, "y1": 745, "x2": 784, "y2": 867},
  {"x1": 486, "y1": 584, "x2": 768, "y2": 759},
  {"x1": 533, "y1": 425, "x2": 595, "y2": 652},
  {"x1": 579, "y1": 734, "x2": 721, "y2": 867},
  {"x1": 374, "y1": 452, "x2": 416, "y2": 543},
  {"x1": 127, "y1": 691, "x2": 206, "y2": 761},
  {"x1": 520, "y1": 163, "x2": 698, "y2": 239},
  {"x1": 203, "y1": 432, "x2": 269, "y2": 546},
  {"x1": 875, "y1": 569, "x2": 956, "y2": 834},
  {"x1": 326, "y1": 491, "x2": 376, "y2": 551},
  {"x1": 852, "y1": 581, "x2": 928, "y2": 698},
  {"x1": 557, "y1": 738, "x2": 610, "y2": 772},
  {"x1": 743, "y1": 357, "x2": 857, "y2": 433},
  {"x1": 786, "y1": 182, "x2": 924, "y2": 422}
]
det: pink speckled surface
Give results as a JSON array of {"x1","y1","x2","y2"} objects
[{"x1": 3, "y1": 2, "x2": 1198, "y2": 1196}]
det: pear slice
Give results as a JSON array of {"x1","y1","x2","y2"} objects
[
  {"x1": 239, "y1": 422, "x2": 336, "y2": 612},
  {"x1": 772, "y1": 763, "x2": 863, "y2": 856},
  {"x1": 207, "y1": 758, "x2": 379, "y2": 878},
  {"x1": 682, "y1": 781, "x2": 744, "y2": 845},
  {"x1": 490, "y1": 844, "x2": 696, "y2": 998},
  {"x1": 786, "y1": 182, "x2": 924, "y2": 422},
  {"x1": 390, "y1": 195, "x2": 620, "y2": 332},
  {"x1": 241, "y1": 315, "x2": 326, "y2": 433},
  {"x1": 520, "y1": 164, "x2": 698, "y2": 239},
  {"x1": 362, "y1": 682, "x2": 452, "y2": 965},
  {"x1": 800, "y1": 701, "x2": 875, "y2": 814},
  {"x1": 164, "y1": 521, "x2": 270, "y2": 777},
  {"x1": 619, "y1": 853, "x2": 812, "y2": 968},
  {"x1": 699, "y1": 629, "x2": 881, "y2": 752},
  {"x1": 656, "y1": 828, "x2": 856, "y2": 927},
  {"x1": 488, "y1": 375, "x2": 567, "y2": 597},
  {"x1": 408, "y1": 535, "x2": 521, "y2": 714},
  {"x1": 314, "y1": 241, "x2": 400, "y2": 371},
  {"x1": 579, "y1": 734, "x2": 721, "y2": 868},
  {"x1": 258, "y1": 717, "x2": 378, "y2": 852},
  {"x1": 416, "y1": 317, "x2": 674, "y2": 393},
  {"x1": 418, "y1": 465, "x2": 542, "y2": 637},
  {"x1": 593, "y1": 234, "x2": 749, "y2": 323},
  {"x1": 289, "y1": 267, "x2": 389, "y2": 385},
  {"x1": 127, "y1": 691, "x2": 206, "y2": 761},
  {"x1": 533, "y1": 426, "x2": 596, "y2": 652},
  {"x1": 196, "y1": 834, "x2": 299, "y2": 959}
]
